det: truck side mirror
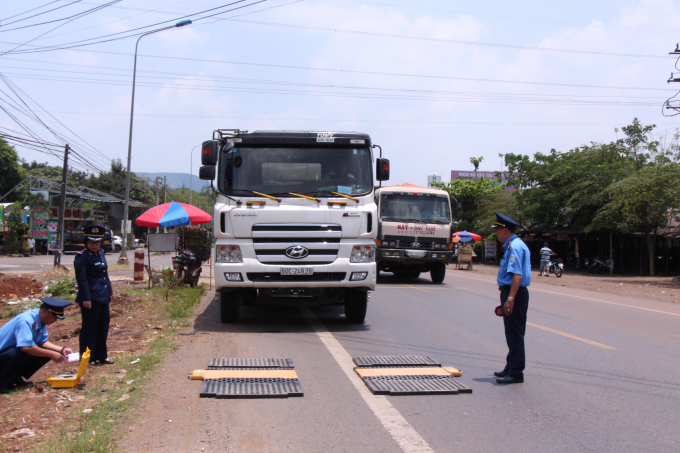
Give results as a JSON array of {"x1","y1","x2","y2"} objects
[
  {"x1": 199, "y1": 165, "x2": 216, "y2": 181},
  {"x1": 201, "y1": 140, "x2": 219, "y2": 165},
  {"x1": 376, "y1": 158, "x2": 390, "y2": 181},
  {"x1": 456, "y1": 202, "x2": 463, "y2": 214}
]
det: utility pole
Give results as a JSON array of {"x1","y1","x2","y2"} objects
[
  {"x1": 54, "y1": 144, "x2": 69, "y2": 268},
  {"x1": 155, "y1": 177, "x2": 161, "y2": 233},
  {"x1": 163, "y1": 176, "x2": 167, "y2": 233}
]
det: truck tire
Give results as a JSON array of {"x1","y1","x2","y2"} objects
[
  {"x1": 220, "y1": 291, "x2": 240, "y2": 323},
  {"x1": 345, "y1": 289, "x2": 368, "y2": 323},
  {"x1": 430, "y1": 262, "x2": 446, "y2": 283}
]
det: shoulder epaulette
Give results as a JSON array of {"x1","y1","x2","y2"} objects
[{"x1": 76, "y1": 248, "x2": 87, "y2": 255}]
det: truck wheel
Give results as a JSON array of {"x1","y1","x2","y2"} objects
[
  {"x1": 220, "y1": 291, "x2": 240, "y2": 323},
  {"x1": 345, "y1": 289, "x2": 368, "y2": 323},
  {"x1": 430, "y1": 262, "x2": 446, "y2": 283},
  {"x1": 114, "y1": 245, "x2": 121, "y2": 252}
]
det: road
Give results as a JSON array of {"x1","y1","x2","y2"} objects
[
  {"x1": 0, "y1": 252, "x2": 174, "y2": 279},
  {"x1": 115, "y1": 267, "x2": 678, "y2": 452}
]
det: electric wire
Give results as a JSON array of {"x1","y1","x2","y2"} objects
[
  {"x1": 0, "y1": 42, "x2": 669, "y2": 92},
  {"x1": 0, "y1": 1, "x2": 84, "y2": 31}
]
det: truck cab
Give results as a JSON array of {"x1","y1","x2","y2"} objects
[
  {"x1": 375, "y1": 185, "x2": 453, "y2": 283},
  {"x1": 199, "y1": 129, "x2": 390, "y2": 323}
]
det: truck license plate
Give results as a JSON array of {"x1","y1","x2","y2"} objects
[
  {"x1": 280, "y1": 267, "x2": 314, "y2": 275},
  {"x1": 406, "y1": 250, "x2": 427, "y2": 258}
]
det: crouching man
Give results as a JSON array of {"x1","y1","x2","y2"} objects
[{"x1": 0, "y1": 297, "x2": 73, "y2": 394}]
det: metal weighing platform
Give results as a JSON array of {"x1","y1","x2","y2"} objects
[
  {"x1": 353, "y1": 355, "x2": 471, "y2": 396},
  {"x1": 190, "y1": 358, "x2": 303, "y2": 398}
]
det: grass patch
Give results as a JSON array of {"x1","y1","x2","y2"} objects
[
  {"x1": 37, "y1": 284, "x2": 205, "y2": 453},
  {"x1": 0, "y1": 300, "x2": 42, "y2": 319}
]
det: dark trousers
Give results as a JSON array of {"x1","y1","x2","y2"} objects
[
  {"x1": 79, "y1": 301, "x2": 110, "y2": 362},
  {"x1": 0, "y1": 347, "x2": 50, "y2": 389},
  {"x1": 501, "y1": 287, "x2": 529, "y2": 378}
]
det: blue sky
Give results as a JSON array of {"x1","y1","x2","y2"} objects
[{"x1": 1, "y1": 0, "x2": 679, "y2": 185}]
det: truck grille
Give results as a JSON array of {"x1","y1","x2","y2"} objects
[
  {"x1": 252, "y1": 224, "x2": 342, "y2": 264},
  {"x1": 246, "y1": 273, "x2": 346, "y2": 282},
  {"x1": 381, "y1": 235, "x2": 448, "y2": 250}
]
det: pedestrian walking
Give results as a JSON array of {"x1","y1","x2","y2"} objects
[
  {"x1": 539, "y1": 242, "x2": 555, "y2": 276},
  {"x1": 27, "y1": 237, "x2": 35, "y2": 256},
  {"x1": 0, "y1": 297, "x2": 73, "y2": 393},
  {"x1": 74, "y1": 225, "x2": 114, "y2": 366},
  {"x1": 492, "y1": 212, "x2": 531, "y2": 384}
]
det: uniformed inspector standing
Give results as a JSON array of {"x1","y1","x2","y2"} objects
[
  {"x1": 74, "y1": 225, "x2": 114, "y2": 366},
  {"x1": 0, "y1": 297, "x2": 73, "y2": 394},
  {"x1": 492, "y1": 212, "x2": 531, "y2": 384}
]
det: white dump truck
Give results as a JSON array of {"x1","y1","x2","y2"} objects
[
  {"x1": 198, "y1": 129, "x2": 390, "y2": 323},
  {"x1": 374, "y1": 185, "x2": 453, "y2": 283}
]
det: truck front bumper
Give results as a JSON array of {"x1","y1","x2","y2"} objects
[
  {"x1": 214, "y1": 257, "x2": 376, "y2": 290},
  {"x1": 377, "y1": 248, "x2": 452, "y2": 263}
]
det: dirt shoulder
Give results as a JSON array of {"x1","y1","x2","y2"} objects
[{"x1": 453, "y1": 263, "x2": 680, "y2": 304}]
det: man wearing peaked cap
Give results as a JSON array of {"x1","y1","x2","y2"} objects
[
  {"x1": 0, "y1": 298, "x2": 73, "y2": 394},
  {"x1": 492, "y1": 211, "x2": 531, "y2": 384}
]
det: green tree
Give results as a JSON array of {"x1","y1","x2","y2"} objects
[
  {"x1": 469, "y1": 156, "x2": 484, "y2": 171},
  {"x1": 0, "y1": 138, "x2": 26, "y2": 201},
  {"x1": 435, "y1": 177, "x2": 506, "y2": 232}
]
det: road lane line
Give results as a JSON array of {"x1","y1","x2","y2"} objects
[
  {"x1": 402, "y1": 284, "x2": 430, "y2": 293},
  {"x1": 301, "y1": 308, "x2": 434, "y2": 453},
  {"x1": 448, "y1": 274, "x2": 680, "y2": 317},
  {"x1": 527, "y1": 322, "x2": 616, "y2": 349}
]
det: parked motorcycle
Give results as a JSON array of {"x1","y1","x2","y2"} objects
[
  {"x1": 548, "y1": 257, "x2": 564, "y2": 277},
  {"x1": 587, "y1": 255, "x2": 614, "y2": 274},
  {"x1": 175, "y1": 249, "x2": 203, "y2": 287}
]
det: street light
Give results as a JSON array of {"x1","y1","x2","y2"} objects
[
  {"x1": 118, "y1": 19, "x2": 192, "y2": 263},
  {"x1": 189, "y1": 144, "x2": 200, "y2": 205}
]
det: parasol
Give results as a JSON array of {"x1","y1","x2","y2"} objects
[
  {"x1": 452, "y1": 231, "x2": 482, "y2": 243},
  {"x1": 135, "y1": 202, "x2": 212, "y2": 228}
]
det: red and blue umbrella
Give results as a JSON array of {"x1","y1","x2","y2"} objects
[
  {"x1": 452, "y1": 231, "x2": 482, "y2": 243},
  {"x1": 135, "y1": 202, "x2": 212, "y2": 228}
]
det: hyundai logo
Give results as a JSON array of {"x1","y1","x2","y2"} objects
[
  {"x1": 411, "y1": 242, "x2": 421, "y2": 248},
  {"x1": 285, "y1": 245, "x2": 309, "y2": 259}
]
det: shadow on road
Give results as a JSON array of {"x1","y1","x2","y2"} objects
[{"x1": 188, "y1": 293, "x2": 370, "y2": 334}]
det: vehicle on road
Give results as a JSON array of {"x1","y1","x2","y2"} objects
[
  {"x1": 374, "y1": 185, "x2": 453, "y2": 283},
  {"x1": 112, "y1": 235, "x2": 122, "y2": 252},
  {"x1": 548, "y1": 257, "x2": 564, "y2": 277},
  {"x1": 199, "y1": 129, "x2": 389, "y2": 323},
  {"x1": 53, "y1": 228, "x2": 114, "y2": 254}
]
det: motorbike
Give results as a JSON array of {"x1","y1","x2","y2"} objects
[
  {"x1": 587, "y1": 255, "x2": 614, "y2": 274},
  {"x1": 174, "y1": 249, "x2": 203, "y2": 287},
  {"x1": 548, "y1": 257, "x2": 564, "y2": 277}
]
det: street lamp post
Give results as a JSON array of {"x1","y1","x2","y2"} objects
[
  {"x1": 189, "y1": 144, "x2": 200, "y2": 205},
  {"x1": 118, "y1": 19, "x2": 192, "y2": 263}
]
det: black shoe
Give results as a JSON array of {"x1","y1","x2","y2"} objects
[
  {"x1": 99, "y1": 359, "x2": 115, "y2": 365},
  {"x1": 496, "y1": 375, "x2": 524, "y2": 384},
  {"x1": 89, "y1": 361, "x2": 102, "y2": 367},
  {"x1": 14, "y1": 379, "x2": 33, "y2": 387},
  {"x1": 493, "y1": 371, "x2": 507, "y2": 377}
]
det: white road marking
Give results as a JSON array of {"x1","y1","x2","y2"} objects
[{"x1": 301, "y1": 308, "x2": 435, "y2": 453}]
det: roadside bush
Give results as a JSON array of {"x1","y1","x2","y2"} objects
[{"x1": 47, "y1": 278, "x2": 76, "y2": 296}]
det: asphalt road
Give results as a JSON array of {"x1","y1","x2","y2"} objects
[
  {"x1": 0, "y1": 252, "x2": 174, "y2": 279},
  {"x1": 121, "y1": 267, "x2": 680, "y2": 453}
]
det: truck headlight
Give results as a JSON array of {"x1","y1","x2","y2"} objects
[
  {"x1": 351, "y1": 245, "x2": 375, "y2": 263},
  {"x1": 216, "y1": 245, "x2": 242, "y2": 263}
]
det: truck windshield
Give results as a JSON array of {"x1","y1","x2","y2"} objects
[
  {"x1": 380, "y1": 194, "x2": 451, "y2": 223},
  {"x1": 218, "y1": 147, "x2": 373, "y2": 196}
]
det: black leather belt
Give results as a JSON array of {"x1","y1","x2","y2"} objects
[{"x1": 498, "y1": 285, "x2": 527, "y2": 291}]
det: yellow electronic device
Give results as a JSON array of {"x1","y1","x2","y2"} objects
[{"x1": 47, "y1": 348, "x2": 90, "y2": 389}]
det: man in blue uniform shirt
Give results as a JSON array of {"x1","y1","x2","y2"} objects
[
  {"x1": 74, "y1": 225, "x2": 114, "y2": 366},
  {"x1": 492, "y1": 212, "x2": 531, "y2": 384},
  {"x1": 0, "y1": 298, "x2": 73, "y2": 393}
]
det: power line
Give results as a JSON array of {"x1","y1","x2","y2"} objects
[
  {"x1": 1, "y1": 63, "x2": 670, "y2": 102},
  {"x1": 0, "y1": 1, "x2": 83, "y2": 31},
  {"x1": 0, "y1": 1, "x2": 66, "y2": 23},
  {"x1": 0, "y1": 70, "x2": 662, "y2": 107},
  {"x1": 0, "y1": 42, "x2": 670, "y2": 92}
]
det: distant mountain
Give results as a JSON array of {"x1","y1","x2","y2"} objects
[{"x1": 135, "y1": 172, "x2": 209, "y2": 190}]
